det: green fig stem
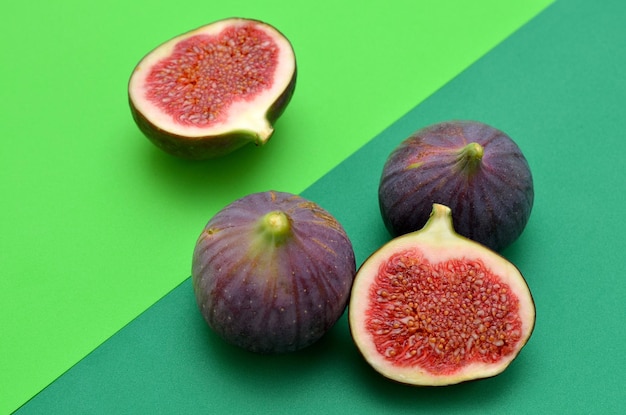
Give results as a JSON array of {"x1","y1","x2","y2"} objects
[
  {"x1": 421, "y1": 204, "x2": 457, "y2": 241},
  {"x1": 257, "y1": 211, "x2": 291, "y2": 245},
  {"x1": 251, "y1": 117, "x2": 274, "y2": 146},
  {"x1": 455, "y1": 142, "x2": 484, "y2": 175}
]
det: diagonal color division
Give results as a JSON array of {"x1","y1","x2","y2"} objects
[
  {"x1": 15, "y1": 0, "x2": 626, "y2": 412},
  {"x1": 1, "y1": 1, "x2": 552, "y2": 414}
]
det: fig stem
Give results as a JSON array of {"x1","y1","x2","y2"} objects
[
  {"x1": 455, "y1": 142, "x2": 484, "y2": 175},
  {"x1": 422, "y1": 204, "x2": 457, "y2": 241},
  {"x1": 258, "y1": 211, "x2": 291, "y2": 245},
  {"x1": 244, "y1": 115, "x2": 274, "y2": 146}
]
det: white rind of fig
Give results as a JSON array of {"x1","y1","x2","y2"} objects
[{"x1": 128, "y1": 18, "x2": 297, "y2": 159}]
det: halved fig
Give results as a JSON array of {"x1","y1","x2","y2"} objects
[
  {"x1": 128, "y1": 18, "x2": 297, "y2": 159},
  {"x1": 192, "y1": 191, "x2": 356, "y2": 354},
  {"x1": 349, "y1": 204, "x2": 535, "y2": 386}
]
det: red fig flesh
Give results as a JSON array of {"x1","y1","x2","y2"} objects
[
  {"x1": 349, "y1": 204, "x2": 535, "y2": 385},
  {"x1": 128, "y1": 18, "x2": 297, "y2": 159}
]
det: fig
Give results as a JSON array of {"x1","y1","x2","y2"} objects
[
  {"x1": 349, "y1": 204, "x2": 535, "y2": 385},
  {"x1": 128, "y1": 18, "x2": 297, "y2": 159},
  {"x1": 192, "y1": 191, "x2": 356, "y2": 353},
  {"x1": 379, "y1": 120, "x2": 534, "y2": 252}
]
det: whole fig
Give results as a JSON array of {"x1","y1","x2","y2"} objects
[
  {"x1": 379, "y1": 120, "x2": 534, "y2": 252},
  {"x1": 192, "y1": 191, "x2": 356, "y2": 353}
]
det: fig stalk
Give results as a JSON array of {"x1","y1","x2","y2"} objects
[
  {"x1": 455, "y1": 142, "x2": 484, "y2": 175},
  {"x1": 420, "y1": 203, "x2": 458, "y2": 243},
  {"x1": 257, "y1": 211, "x2": 291, "y2": 245}
]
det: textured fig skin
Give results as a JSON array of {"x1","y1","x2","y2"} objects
[
  {"x1": 128, "y1": 18, "x2": 297, "y2": 160},
  {"x1": 379, "y1": 120, "x2": 534, "y2": 252},
  {"x1": 192, "y1": 191, "x2": 356, "y2": 353}
]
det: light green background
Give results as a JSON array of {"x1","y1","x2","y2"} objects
[{"x1": 2, "y1": 1, "x2": 552, "y2": 413}]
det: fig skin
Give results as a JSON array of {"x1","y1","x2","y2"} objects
[
  {"x1": 379, "y1": 120, "x2": 534, "y2": 252},
  {"x1": 192, "y1": 191, "x2": 356, "y2": 354},
  {"x1": 349, "y1": 204, "x2": 536, "y2": 386},
  {"x1": 128, "y1": 18, "x2": 297, "y2": 160}
]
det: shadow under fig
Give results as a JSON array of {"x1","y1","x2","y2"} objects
[{"x1": 195, "y1": 311, "x2": 362, "y2": 382}]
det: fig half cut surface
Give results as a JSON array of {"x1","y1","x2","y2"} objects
[
  {"x1": 192, "y1": 191, "x2": 356, "y2": 354},
  {"x1": 128, "y1": 18, "x2": 297, "y2": 159},
  {"x1": 349, "y1": 204, "x2": 535, "y2": 386}
]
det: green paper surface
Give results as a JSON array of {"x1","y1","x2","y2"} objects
[
  {"x1": 12, "y1": 0, "x2": 626, "y2": 413},
  {"x1": 2, "y1": 1, "x2": 553, "y2": 413}
]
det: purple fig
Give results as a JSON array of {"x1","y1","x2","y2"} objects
[
  {"x1": 192, "y1": 191, "x2": 356, "y2": 353},
  {"x1": 379, "y1": 120, "x2": 534, "y2": 252}
]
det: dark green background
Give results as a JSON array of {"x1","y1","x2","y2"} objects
[{"x1": 14, "y1": 0, "x2": 625, "y2": 413}]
